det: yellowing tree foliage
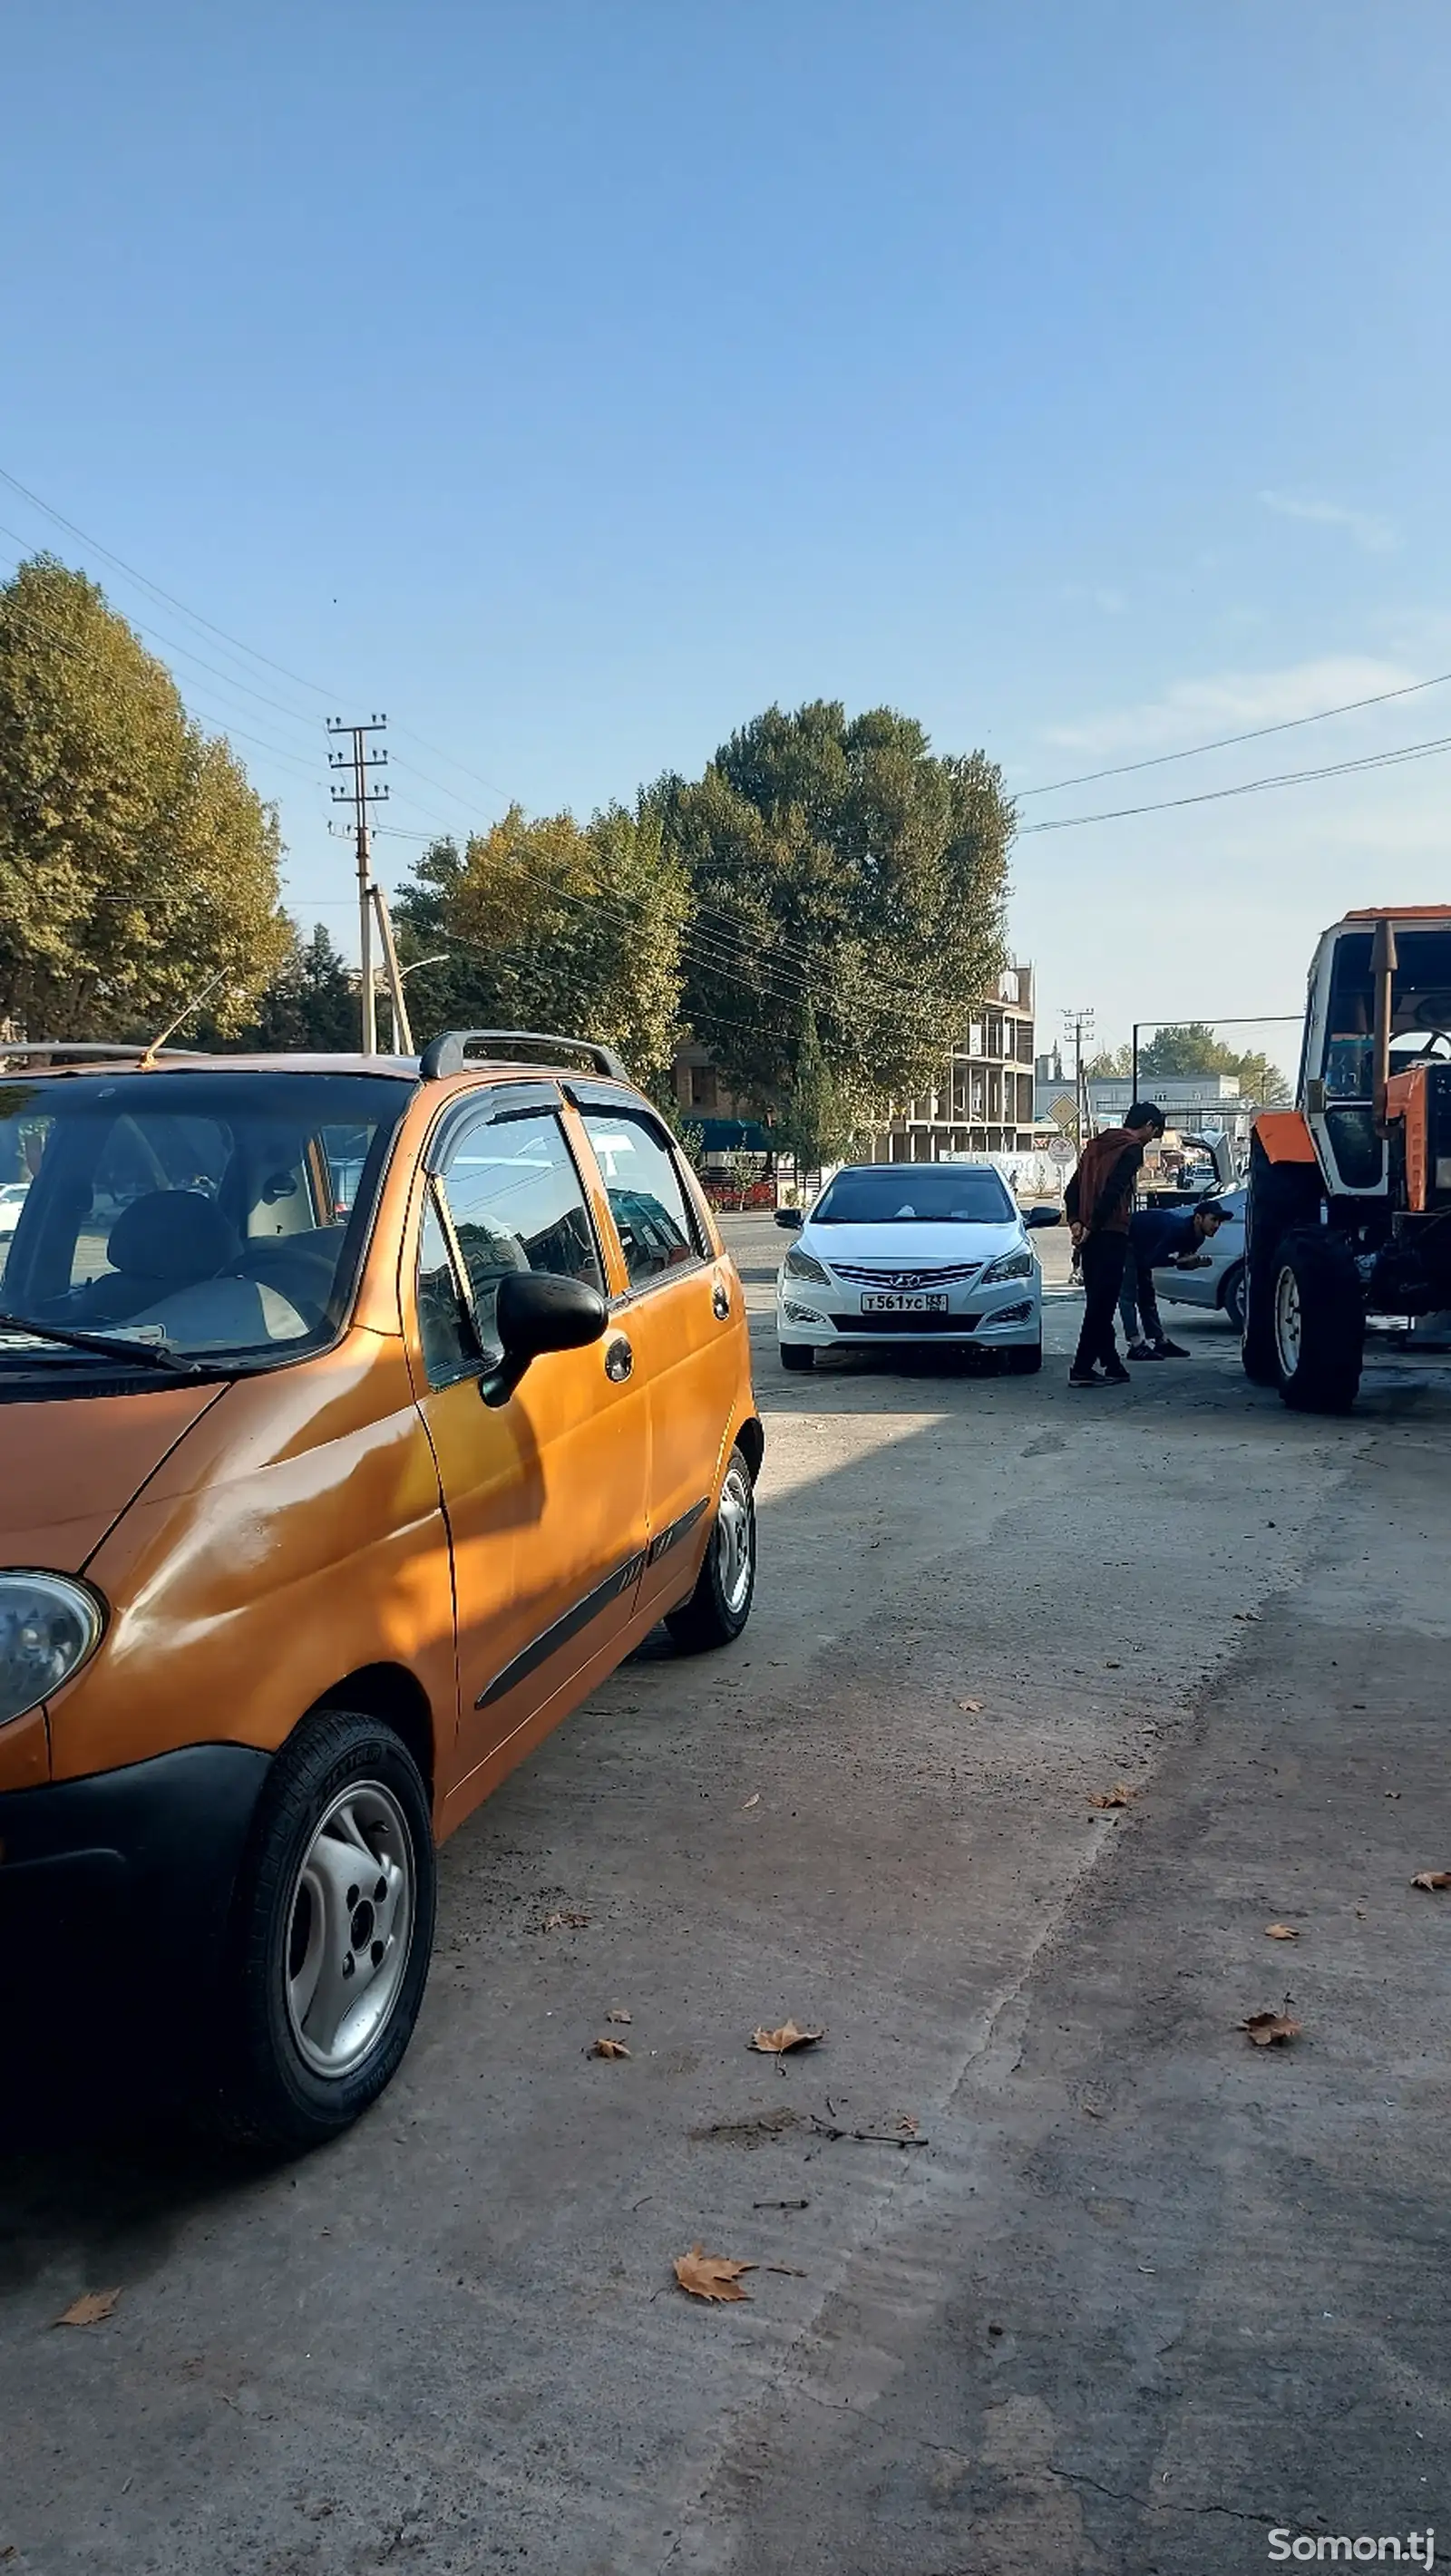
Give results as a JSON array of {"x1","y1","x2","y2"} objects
[{"x1": 0, "y1": 557, "x2": 289, "y2": 1038}]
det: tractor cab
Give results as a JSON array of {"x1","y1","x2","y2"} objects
[{"x1": 1244, "y1": 906, "x2": 1451, "y2": 1412}]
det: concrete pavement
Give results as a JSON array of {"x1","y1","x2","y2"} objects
[{"x1": 1, "y1": 1212, "x2": 1447, "y2": 2575}]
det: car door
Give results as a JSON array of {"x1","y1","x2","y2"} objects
[
  {"x1": 406, "y1": 1086, "x2": 649, "y2": 1792},
  {"x1": 571, "y1": 1094, "x2": 742, "y2": 1622}
]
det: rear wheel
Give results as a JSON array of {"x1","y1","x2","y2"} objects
[
  {"x1": 1272, "y1": 1228, "x2": 1365, "y2": 1414},
  {"x1": 779, "y1": 1341, "x2": 814, "y2": 1372},
  {"x1": 212, "y1": 1710, "x2": 436, "y2": 2151},
  {"x1": 667, "y1": 1447, "x2": 756, "y2": 1651}
]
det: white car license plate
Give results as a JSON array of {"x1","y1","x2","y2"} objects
[{"x1": 860, "y1": 1292, "x2": 948, "y2": 1314}]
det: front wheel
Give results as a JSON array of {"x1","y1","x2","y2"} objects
[
  {"x1": 779, "y1": 1341, "x2": 814, "y2": 1372},
  {"x1": 1221, "y1": 1264, "x2": 1247, "y2": 1335},
  {"x1": 1272, "y1": 1229, "x2": 1365, "y2": 1414},
  {"x1": 212, "y1": 1710, "x2": 436, "y2": 2151},
  {"x1": 1004, "y1": 1339, "x2": 1043, "y2": 1374},
  {"x1": 666, "y1": 1447, "x2": 756, "y2": 1651}
]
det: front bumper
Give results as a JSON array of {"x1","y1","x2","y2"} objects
[
  {"x1": 0, "y1": 1743, "x2": 271, "y2": 2049},
  {"x1": 777, "y1": 1289, "x2": 1040, "y2": 1347}
]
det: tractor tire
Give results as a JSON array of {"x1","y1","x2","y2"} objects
[
  {"x1": 1271, "y1": 1228, "x2": 1365, "y2": 1414},
  {"x1": 1243, "y1": 1139, "x2": 1322, "y2": 1386}
]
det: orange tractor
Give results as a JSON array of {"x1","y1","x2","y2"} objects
[{"x1": 1244, "y1": 906, "x2": 1451, "y2": 1411}]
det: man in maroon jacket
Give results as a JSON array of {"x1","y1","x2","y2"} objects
[{"x1": 1064, "y1": 1103, "x2": 1166, "y2": 1386}]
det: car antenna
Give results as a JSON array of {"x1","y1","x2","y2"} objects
[{"x1": 134, "y1": 965, "x2": 233, "y2": 1071}]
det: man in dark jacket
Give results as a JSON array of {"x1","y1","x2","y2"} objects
[
  {"x1": 1065, "y1": 1103, "x2": 1166, "y2": 1386},
  {"x1": 1119, "y1": 1198, "x2": 1225, "y2": 1356}
]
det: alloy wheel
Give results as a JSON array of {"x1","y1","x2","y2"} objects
[
  {"x1": 284, "y1": 1782, "x2": 415, "y2": 2077},
  {"x1": 715, "y1": 1461, "x2": 755, "y2": 1616}
]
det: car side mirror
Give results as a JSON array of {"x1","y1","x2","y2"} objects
[
  {"x1": 1025, "y1": 1205, "x2": 1062, "y2": 1228},
  {"x1": 774, "y1": 1208, "x2": 803, "y2": 1230},
  {"x1": 480, "y1": 1272, "x2": 609, "y2": 1408}
]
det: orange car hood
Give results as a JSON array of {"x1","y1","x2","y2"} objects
[{"x1": 0, "y1": 1382, "x2": 227, "y2": 1573}]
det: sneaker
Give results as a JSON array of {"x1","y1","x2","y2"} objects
[
  {"x1": 1125, "y1": 1340, "x2": 1161, "y2": 1360},
  {"x1": 1100, "y1": 1359, "x2": 1132, "y2": 1385},
  {"x1": 1068, "y1": 1368, "x2": 1103, "y2": 1388},
  {"x1": 1155, "y1": 1338, "x2": 1190, "y2": 1358}
]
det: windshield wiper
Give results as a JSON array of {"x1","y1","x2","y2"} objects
[{"x1": 0, "y1": 1311, "x2": 205, "y2": 1375}]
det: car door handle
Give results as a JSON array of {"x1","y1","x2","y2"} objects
[
  {"x1": 604, "y1": 1334, "x2": 634, "y2": 1382},
  {"x1": 712, "y1": 1279, "x2": 731, "y2": 1320}
]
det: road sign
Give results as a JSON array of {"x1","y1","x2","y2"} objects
[{"x1": 1048, "y1": 1136, "x2": 1075, "y2": 1167}]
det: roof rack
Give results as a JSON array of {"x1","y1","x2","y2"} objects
[{"x1": 418, "y1": 1028, "x2": 629, "y2": 1083}]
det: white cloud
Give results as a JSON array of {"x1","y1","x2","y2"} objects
[
  {"x1": 1039, "y1": 654, "x2": 1417, "y2": 761},
  {"x1": 1260, "y1": 490, "x2": 1400, "y2": 554}
]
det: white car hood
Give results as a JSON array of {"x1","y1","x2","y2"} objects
[{"x1": 802, "y1": 1220, "x2": 1027, "y2": 1269}]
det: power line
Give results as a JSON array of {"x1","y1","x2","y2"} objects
[
  {"x1": 1018, "y1": 728, "x2": 1451, "y2": 835},
  {"x1": 1016, "y1": 665, "x2": 1451, "y2": 800}
]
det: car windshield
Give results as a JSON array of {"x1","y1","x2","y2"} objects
[
  {"x1": 813, "y1": 1168, "x2": 1015, "y2": 1225},
  {"x1": 0, "y1": 1069, "x2": 410, "y2": 1372}
]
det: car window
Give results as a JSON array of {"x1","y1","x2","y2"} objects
[
  {"x1": 0, "y1": 1071, "x2": 406, "y2": 1365},
  {"x1": 434, "y1": 1109, "x2": 603, "y2": 1366},
  {"x1": 579, "y1": 1111, "x2": 701, "y2": 1288},
  {"x1": 415, "y1": 1188, "x2": 476, "y2": 1385},
  {"x1": 813, "y1": 1167, "x2": 1014, "y2": 1225}
]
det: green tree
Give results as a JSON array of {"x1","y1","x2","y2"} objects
[
  {"x1": 1138, "y1": 1021, "x2": 1289, "y2": 1103},
  {"x1": 0, "y1": 556, "x2": 288, "y2": 1037},
  {"x1": 1085, "y1": 1044, "x2": 1132, "y2": 1079},
  {"x1": 394, "y1": 800, "x2": 687, "y2": 1081},
  {"x1": 653, "y1": 701, "x2": 1010, "y2": 1141},
  {"x1": 775, "y1": 996, "x2": 852, "y2": 1169},
  {"x1": 239, "y1": 921, "x2": 357, "y2": 1051}
]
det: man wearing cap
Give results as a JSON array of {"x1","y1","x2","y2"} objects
[{"x1": 1064, "y1": 1102, "x2": 1167, "y2": 1386}]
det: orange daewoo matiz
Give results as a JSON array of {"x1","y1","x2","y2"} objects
[{"x1": 0, "y1": 1031, "x2": 761, "y2": 2144}]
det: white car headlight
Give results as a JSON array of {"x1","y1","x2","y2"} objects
[
  {"x1": 783, "y1": 1246, "x2": 831, "y2": 1287},
  {"x1": 0, "y1": 1573, "x2": 105, "y2": 1726},
  {"x1": 979, "y1": 1246, "x2": 1036, "y2": 1286}
]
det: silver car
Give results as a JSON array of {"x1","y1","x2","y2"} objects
[{"x1": 1150, "y1": 1187, "x2": 1247, "y2": 1332}]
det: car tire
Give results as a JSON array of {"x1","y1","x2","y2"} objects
[
  {"x1": 666, "y1": 1447, "x2": 756, "y2": 1652},
  {"x1": 210, "y1": 1709, "x2": 436, "y2": 2152},
  {"x1": 1220, "y1": 1264, "x2": 1247, "y2": 1335},
  {"x1": 1004, "y1": 1339, "x2": 1043, "y2": 1374},
  {"x1": 1271, "y1": 1228, "x2": 1365, "y2": 1414},
  {"x1": 779, "y1": 1342, "x2": 814, "y2": 1371}
]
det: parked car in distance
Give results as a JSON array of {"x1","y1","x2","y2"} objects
[
  {"x1": 1150, "y1": 1186, "x2": 1247, "y2": 1331},
  {"x1": 0, "y1": 1031, "x2": 761, "y2": 2147},
  {"x1": 774, "y1": 1161, "x2": 1057, "y2": 1373},
  {"x1": 0, "y1": 1181, "x2": 30, "y2": 1241}
]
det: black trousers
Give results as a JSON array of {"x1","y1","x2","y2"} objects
[
  {"x1": 1074, "y1": 1232, "x2": 1127, "y2": 1375},
  {"x1": 1118, "y1": 1243, "x2": 1164, "y2": 1345}
]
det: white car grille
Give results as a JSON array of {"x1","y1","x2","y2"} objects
[{"x1": 828, "y1": 1259, "x2": 985, "y2": 1288}]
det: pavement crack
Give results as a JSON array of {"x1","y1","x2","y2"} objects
[{"x1": 1047, "y1": 2463, "x2": 1275, "y2": 2523}]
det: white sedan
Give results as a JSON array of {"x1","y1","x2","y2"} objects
[
  {"x1": 1150, "y1": 1187, "x2": 1247, "y2": 1331},
  {"x1": 774, "y1": 1162, "x2": 1057, "y2": 1373},
  {"x1": 0, "y1": 1181, "x2": 28, "y2": 1239}
]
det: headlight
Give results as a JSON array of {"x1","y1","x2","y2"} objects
[
  {"x1": 979, "y1": 1246, "x2": 1036, "y2": 1285},
  {"x1": 0, "y1": 1573, "x2": 105, "y2": 1726},
  {"x1": 784, "y1": 1246, "x2": 831, "y2": 1287}
]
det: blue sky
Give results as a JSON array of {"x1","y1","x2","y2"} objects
[{"x1": 3, "y1": 1, "x2": 1449, "y2": 1064}]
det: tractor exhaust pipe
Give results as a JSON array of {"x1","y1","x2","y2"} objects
[{"x1": 1371, "y1": 914, "x2": 1398, "y2": 1135}]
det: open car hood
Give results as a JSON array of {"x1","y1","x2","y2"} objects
[{"x1": 0, "y1": 1382, "x2": 227, "y2": 1573}]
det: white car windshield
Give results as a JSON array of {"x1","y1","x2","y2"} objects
[{"x1": 813, "y1": 1168, "x2": 1014, "y2": 1225}]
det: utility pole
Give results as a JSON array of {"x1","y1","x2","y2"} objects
[
  {"x1": 1061, "y1": 1006, "x2": 1096, "y2": 1144},
  {"x1": 326, "y1": 716, "x2": 389, "y2": 1053}
]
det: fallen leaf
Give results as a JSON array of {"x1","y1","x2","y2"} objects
[
  {"x1": 1410, "y1": 1871, "x2": 1451, "y2": 1891},
  {"x1": 1241, "y1": 2011, "x2": 1302, "y2": 2046},
  {"x1": 1233, "y1": 1610, "x2": 1261, "y2": 1623},
  {"x1": 1264, "y1": 1923, "x2": 1300, "y2": 1940},
  {"x1": 606, "y1": 2007, "x2": 632, "y2": 2024},
  {"x1": 588, "y1": 2036, "x2": 631, "y2": 2059},
  {"x1": 54, "y1": 2289, "x2": 120, "y2": 2328},
  {"x1": 1087, "y1": 1783, "x2": 1139, "y2": 1810},
  {"x1": 540, "y1": 1910, "x2": 589, "y2": 1932},
  {"x1": 673, "y1": 2246, "x2": 755, "y2": 2303},
  {"x1": 750, "y1": 2020, "x2": 825, "y2": 2055},
  {"x1": 741, "y1": 1793, "x2": 760, "y2": 1810},
  {"x1": 896, "y1": 2114, "x2": 920, "y2": 2136},
  {"x1": 958, "y1": 1698, "x2": 983, "y2": 1714}
]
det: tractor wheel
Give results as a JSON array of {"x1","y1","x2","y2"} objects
[
  {"x1": 1271, "y1": 1228, "x2": 1365, "y2": 1414},
  {"x1": 1243, "y1": 1140, "x2": 1321, "y2": 1385}
]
